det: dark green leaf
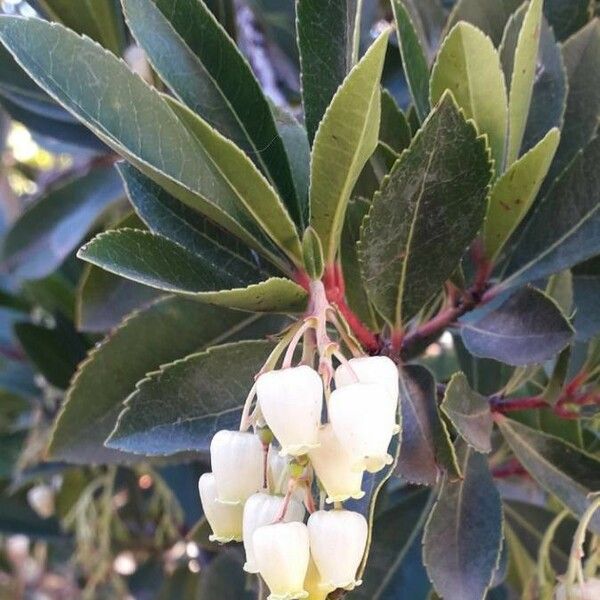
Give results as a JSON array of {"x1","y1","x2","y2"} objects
[
  {"x1": 297, "y1": 0, "x2": 358, "y2": 144},
  {"x1": 391, "y1": 0, "x2": 430, "y2": 123},
  {"x1": 395, "y1": 364, "x2": 461, "y2": 486},
  {"x1": 423, "y1": 445, "x2": 503, "y2": 600},
  {"x1": 106, "y1": 340, "x2": 274, "y2": 455},
  {"x1": 48, "y1": 296, "x2": 285, "y2": 464},
  {"x1": 497, "y1": 416, "x2": 600, "y2": 532},
  {"x1": 2, "y1": 165, "x2": 124, "y2": 280},
  {"x1": 78, "y1": 229, "x2": 307, "y2": 313},
  {"x1": 379, "y1": 90, "x2": 411, "y2": 155},
  {"x1": 0, "y1": 431, "x2": 25, "y2": 479},
  {"x1": 543, "y1": 0, "x2": 595, "y2": 41},
  {"x1": 0, "y1": 496, "x2": 63, "y2": 539},
  {"x1": 461, "y1": 288, "x2": 573, "y2": 366},
  {"x1": 200, "y1": 553, "x2": 253, "y2": 600},
  {"x1": 573, "y1": 257, "x2": 600, "y2": 341},
  {"x1": 441, "y1": 372, "x2": 493, "y2": 453},
  {"x1": 122, "y1": 0, "x2": 305, "y2": 227},
  {"x1": 360, "y1": 93, "x2": 492, "y2": 327},
  {"x1": 309, "y1": 30, "x2": 389, "y2": 265},
  {"x1": 502, "y1": 135, "x2": 600, "y2": 290},
  {"x1": 301, "y1": 227, "x2": 324, "y2": 280}
]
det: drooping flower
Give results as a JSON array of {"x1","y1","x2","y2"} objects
[
  {"x1": 253, "y1": 521, "x2": 310, "y2": 600},
  {"x1": 257, "y1": 366, "x2": 323, "y2": 456},
  {"x1": 554, "y1": 578, "x2": 600, "y2": 600},
  {"x1": 308, "y1": 509, "x2": 368, "y2": 591},
  {"x1": 335, "y1": 356, "x2": 399, "y2": 402},
  {"x1": 308, "y1": 424, "x2": 365, "y2": 503},
  {"x1": 243, "y1": 492, "x2": 305, "y2": 574},
  {"x1": 329, "y1": 382, "x2": 396, "y2": 473},
  {"x1": 303, "y1": 556, "x2": 334, "y2": 600},
  {"x1": 198, "y1": 473, "x2": 243, "y2": 543},
  {"x1": 210, "y1": 430, "x2": 263, "y2": 504}
]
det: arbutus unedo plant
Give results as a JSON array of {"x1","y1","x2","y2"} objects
[{"x1": 0, "y1": 0, "x2": 598, "y2": 598}]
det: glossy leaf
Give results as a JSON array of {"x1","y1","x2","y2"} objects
[
  {"x1": 2, "y1": 165, "x2": 124, "y2": 280},
  {"x1": 309, "y1": 29, "x2": 389, "y2": 264},
  {"x1": 573, "y1": 258, "x2": 600, "y2": 342},
  {"x1": 106, "y1": 340, "x2": 273, "y2": 455},
  {"x1": 122, "y1": 0, "x2": 305, "y2": 226},
  {"x1": 395, "y1": 364, "x2": 460, "y2": 486},
  {"x1": 423, "y1": 444, "x2": 503, "y2": 600},
  {"x1": 430, "y1": 22, "x2": 508, "y2": 173},
  {"x1": 297, "y1": 0, "x2": 358, "y2": 144},
  {"x1": 497, "y1": 416, "x2": 600, "y2": 532},
  {"x1": 48, "y1": 296, "x2": 285, "y2": 464},
  {"x1": 441, "y1": 372, "x2": 493, "y2": 453},
  {"x1": 461, "y1": 288, "x2": 573, "y2": 366},
  {"x1": 360, "y1": 93, "x2": 491, "y2": 327},
  {"x1": 483, "y1": 128, "x2": 560, "y2": 261},
  {"x1": 505, "y1": 0, "x2": 543, "y2": 167},
  {"x1": 391, "y1": 0, "x2": 430, "y2": 123},
  {"x1": 78, "y1": 229, "x2": 307, "y2": 313},
  {"x1": 502, "y1": 135, "x2": 600, "y2": 290}
]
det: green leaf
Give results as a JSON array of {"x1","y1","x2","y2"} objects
[
  {"x1": 441, "y1": 372, "x2": 493, "y2": 453},
  {"x1": 573, "y1": 258, "x2": 600, "y2": 342},
  {"x1": 0, "y1": 496, "x2": 63, "y2": 539},
  {"x1": 497, "y1": 416, "x2": 600, "y2": 532},
  {"x1": 309, "y1": 29, "x2": 389, "y2": 265},
  {"x1": 199, "y1": 553, "x2": 253, "y2": 600},
  {"x1": 444, "y1": 0, "x2": 524, "y2": 46},
  {"x1": 360, "y1": 93, "x2": 492, "y2": 327},
  {"x1": 483, "y1": 128, "x2": 560, "y2": 261},
  {"x1": 121, "y1": 0, "x2": 305, "y2": 227},
  {"x1": 391, "y1": 0, "x2": 430, "y2": 123},
  {"x1": 502, "y1": 135, "x2": 600, "y2": 290},
  {"x1": 2, "y1": 165, "x2": 124, "y2": 280},
  {"x1": 34, "y1": 0, "x2": 125, "y2": 54},
  {"x1": 0, "y1": 17, "x2": 282, "y2": 264},
  {"x1": 106, "y1": 340, "x2": 273, "y2": 455},
  {"x1": 546, "y1": 20, "x2": 600, "y2": 188},
  {"x1": 395, "y1": 364, "x2": 461, "y2": 486},
  {"x1": 543, "y1": 0, "x2": 595, "y2": 41},
  {"x1": 461, "y1": 288, "x2": 573, "y2": 366},
  {"x1": 379, "y1": 89, "x2": 412, "y2": 155},
  {"x1": 301, "y1": 227, "x2": 324, "y2": 280},
  {"x1": 78, "y1": 229, "x2": 307, "y2": 313},
  {"x1": 423, "y1": 444, "x2": 503, "y2": 600},
  {"x1": 296, "y1": 0, "x2": 358, "y2": 144},
  {"x1": 430, "y1": 22, "x2": 508, "y2": 174},
  {"x1": 48, "y1": 295, "x2": 285, "y2": 464}
]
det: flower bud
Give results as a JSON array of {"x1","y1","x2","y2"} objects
[
  {"x1": 253, "y1": 521, "x2": 310, "y2": 600},
  {"x1": 304, "y1": 556, "x2": 334, "y2": 600},
  {"x1": 243, "y1": 492, "x2": 305, "y2": 573},
  {"x1": 308, "y1": 424, "x2": 365, "y2": 503},
  {"x1": 308, "y1": 509, "x2": 368, "y2": 591},
  {"x1": 198, "y1": 473, "x2": 243, "y2": 543},
  {"x1": 210, "y1": 430, "x2": 263, "y2": 504},
  {"x1": 329, "y1": 382, "x2": 396, "y2": 473},
  {"x1": 555, "y1": 578, "x2": 600, "y2": 600},
  {"x1": 335, "y1": 356, "x2": 399, "y2": 402},
  {"x1": 257, "y1": 366, "x2": 323, "y2": 456},
  {"x1": 27, "y1": 485, "x2": 55, "y2": 519}
]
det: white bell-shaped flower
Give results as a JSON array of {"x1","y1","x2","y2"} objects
[
  {"x1": 308, "y1": 424, "x2": 364, "y2": 503},
  {"x1": 329, "y1": 382, "x2": 396, "y2": 473},
  {"x1": 304, "y1": 556, "x2": 334, "y2": 600},
  {"x1": 555, "y1": 578, "x2": 600, "y2": 600},
  {"x1": 198, "y1": 473, "x2": 243, "y2": 543},
  {"x1": 253, "y1": 521, "x2": 310, "y2": 600},
  {"x1": 335, "y1": 356, "x2": 399, "y2": 402},
  {"x1": 243, "y1": 492, "x2": 305, "y2": 574},
  {"x1": 308, "y1": 510, "x2": 368, "y2": 591},
  {"x1": 210, "y1": 430, "x2": 263, "y2": 504},
  {"x1": 268, "y1": 446, "x2": 290, "y2": 495},
  {"x1": 257, "y1": 366, "x2": 323, "y2": 456}
]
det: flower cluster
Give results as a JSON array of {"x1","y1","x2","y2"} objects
[{"x1": 198, "y1": 280, "x2": 400, "y2": 599}]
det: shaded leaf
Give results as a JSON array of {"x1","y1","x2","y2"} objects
[
  {"x1": 497, "y1": 416, "x2": 600, "y2": 532},
  {"x1": 391, "y1": 0, "x2": 430, "y2": 123},
  {"x1": 423, "y1": 444, "x2": 503, "y2": 600},
  {"x1": 48, "y1": 296, "x2": 285, "y2": 464},
  {"x1": 0, "y1": 496, "x2": 63, "y2": 539},
  {"x1": 430, "y1": 22, "x2": 508, "y2": 173},
  {"x1": 544, "y1": 0, "x2": 595, "y2": 41},
  {"x1": 106, "y1": 340, "x2": 273, "y2": 455},
  {"x1": 122, "y1": 0, "x2": 305, "y2": 226},
  {"x1": 360, "y1": 93, "x2": 491, "y2": 327},
  {"x1": 379, "y1": 90, "x2": 411, "y2": 155},
  {"x1": 2, "y1": 165, "x2": 124, "y2": 280},
  {"x1": 200, "y1": 553, "x2": 253, "y2": 600},
  {"x1": 78, "y1": 229, "x2": 307, "y2": 313},
  {"x1": 395, "y1": 364, "x2": 460, "y2": 486},
  {"x1": 573, "y1": 257, "x2": 600, "y2": 342},
  {"x1": 441, "y1": 372, "x2": 493, "y2": 453},
  {"x1": 309, "y1": 29, "x2": 389, "y2": 264},
  {"x1": 461, "y1": 287, "x2": 573, "y2": 366},
  {"x1": 483, "y1": 128, "x2": 560, "y2": 261},
  {"x1": 297, "y1": 0, "x2": 358, "y2": 144}
]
